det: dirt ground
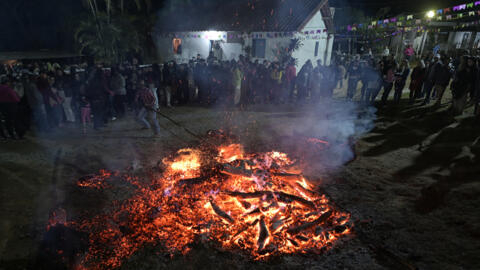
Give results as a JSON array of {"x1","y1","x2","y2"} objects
[{"x1": 1, "y1": 87, "x2": 480, "y2": 269}]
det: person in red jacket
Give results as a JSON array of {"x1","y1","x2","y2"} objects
[{"x1": 0, "y1": 76, "x2": 25, "y2": 139}]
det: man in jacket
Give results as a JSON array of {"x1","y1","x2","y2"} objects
[{"x1": 432, "y1": 56, "x2": 452, "y2": 108}]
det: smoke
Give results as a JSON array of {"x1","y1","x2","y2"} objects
[{"x1": 224, "y1": 99, "x2": 377, "y2": 174}]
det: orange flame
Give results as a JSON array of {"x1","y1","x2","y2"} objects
[{"x1": 68, "y1": 143, "x2": 351, "y2": 269}]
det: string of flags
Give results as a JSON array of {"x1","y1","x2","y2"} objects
[
  {"x1": 160, "y1": 29, "x2": 330, "y2": 40},
  {"x1": 340, "y1": 1, "x2": 480, "y2": 33}
]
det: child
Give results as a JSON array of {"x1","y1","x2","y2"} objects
[{"x1": 80, "y1": 96, "x2": 91, "y2": 134}]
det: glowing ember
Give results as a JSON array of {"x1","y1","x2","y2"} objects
[{"x1": 67, "y1": 142, "x2": 352, "y2": 269}]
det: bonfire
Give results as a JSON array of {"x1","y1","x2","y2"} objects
[{"x1": 48, "y1": 132, "x2": 353, "y2": 269}]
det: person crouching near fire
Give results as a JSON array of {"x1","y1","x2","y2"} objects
[{"x1": 135, "y1": 79, "x2": 160, "y2": 136}]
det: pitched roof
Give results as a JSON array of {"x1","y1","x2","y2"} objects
[{"x1": 156, "y1": 0, "x2": 332, "y2": 32}]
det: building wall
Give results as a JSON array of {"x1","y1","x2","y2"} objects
[
  {"x1": 447, "y1": 31, "x2": 474, "y2": 50},
  {"x1": 153, "y1": 9, "x2": 334, "y2": 69},
  {"x1": 294, "y1": 9, "x2": 332, "y2": 67}
]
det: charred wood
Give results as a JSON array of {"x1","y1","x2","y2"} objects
[
  {"x1": 257, "y1": 217, "x2": 269, "y2": 251},
  {"x1": 210, "y1": 200, "x2": 234, "y2": 223},
  {"x1": 287, "y1": 211, "x2": 333, "y2": 235}
]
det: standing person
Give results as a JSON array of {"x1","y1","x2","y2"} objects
[
  {"x1": 296, "y1": 60, "x2": 313, "y2": 103},
  {"x1": 45, "y1": 76, "x2": 64, "y2": 128},
  {"x1": 24, "y1": 72, "x2": 49, "y2": 132},
  {"x1": 285, "y1": 59, "x2": 296, "y2": 103},
  {"x1": 408, "y1": 60, "x2": 426, "y2": 103},
  {"x1": 59, "y1": 69, "x2": 76, "y2": 123},
  {"x1": 364, "y1": 60, "x2": 382, "y2": 104},
  {"x1": 110, "y1": 67, "x2": 127, "y2": 118},
  {"x1": 404, "y1": 45, "x2": 415, "y2": 61},
  {"x1": 380, "y1": 58, "x2": 396, "y2": 105},
  {"x1": 70, "y1": 72, "x2": 84, "y2": 121},
  {"x1": 421, "y1": 56, "x2": 439, "y2": 105},
  {"x1": 346, "y1": 58, "x2": 361, "y2": 100},
  {"x1": 359, "y1": 61, "x2": 369, "y2": 101},
  {"x1": 311, "y1": 60, "x2": 323, "y2": 103},
  {"x1": 474, "y1": 58, "x2": 480, "y2": 117},
  {"x1": 135, "y1": 79, "x2": 160, "y2": 135},
  {"x1": 177, "y1": 64, "x2": 189, "y2": 105},
  {"x1": 232, "y1": 62, "x2": 243, "y2": 106},
  {"x1": 451, "y1": 56, "x2": 476, "y2": 115},
  {"x1": 86, "y1": 67, "x2": 108, "y2": 130},
  {"x1": 383, "y1": 46, "x2": 390, "y2": 57},
  {"x1": 393, "y1": 60, "x2": 410, "y2": 104},
  {"x1": 270, "y1": 63, "x2": 283, "y2": 103},
  {"x1": 163, "y1": 62, "x2": 173, "y2": 107},
  {"x1": 0, "y1": 77, "x2": 25, "y2": 139},
  {"x1": 80, "y1": 96, "x2": 91, "y2": 134},
  {"x1": 322, "y1": 65, "x2": 337, "y2": 99},
  {"x1": 336, "y1": 61, "x2": 346, "y2": 89},
  {"x1": 126, "y1": 68, "x2": 138, "y2": 110},
  {"x1": 194, "y1": 59, "x2": 207, "y2": 104},
  {"x1": 432, "y1": 56, "x2": 453, "y2": 108}
]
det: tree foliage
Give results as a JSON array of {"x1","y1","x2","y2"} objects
[{"x1": 77, "y1": 0, "x2": 156, "y2": 63}]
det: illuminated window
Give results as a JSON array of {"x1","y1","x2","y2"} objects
[{"x1": 173, "y1": 38, "x2": 182, "y2": 54}]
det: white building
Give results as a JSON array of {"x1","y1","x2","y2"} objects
[{"x1": 154, "y1": 0, "x2": 335, "y2": 67}]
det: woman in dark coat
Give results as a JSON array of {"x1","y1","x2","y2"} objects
[{"x1": 408, "y1": 60, "x2": 426, "y2": 103}]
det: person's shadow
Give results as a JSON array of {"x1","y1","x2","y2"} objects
[{"x1": 392, "y1": 117, "x2": 480, "y2": 213}]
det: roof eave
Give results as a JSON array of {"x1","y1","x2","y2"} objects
[{"x1": 296, "y1": 0, "x2": 329, "y2": 32}]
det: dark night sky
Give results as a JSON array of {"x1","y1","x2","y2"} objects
[{"x1": 0, "y1": 0, "x2": 468, "y2": 51}]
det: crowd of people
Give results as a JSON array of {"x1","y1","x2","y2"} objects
[
  {"x1": 336, "y1": 48, "x2": 480, "y2": 117},
  {"x1": 1, "y1": 48, "x2": 479, "y2": 140}
]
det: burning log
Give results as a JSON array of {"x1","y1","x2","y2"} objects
[
  {"x1": 226, "y1": 191, "x2": 269, "y2": 199},
  {"x1": 209, "y1": 200, "x2": 234, "y2": 223},
  {"x1": 257, "y1": 217, "x2": 269, "y2": 251},
  {"x1": 272, "y1": 172, "x2": 302, "y2": 181},
  {"x1": 220, "y1": 164, "x2": 253, "y2": 177},
  {"x1": 287, "y1": 211, "x2": 333, "y2": 235},
  {"x1": 276, "y1": 192, "x2": 316, "y2": 209},
  {"x1": 295, "y1": 235, "x2": 310, "y2": 242},
  {"x1": 226, "y1": 191, "x2": 316, "y2": 209},
  {"x1": 61, "y1": 141, "x2": 353, "y2": 268},
  {"x1": 177, "y1": 176, "x2": 209, "y2": 186}
]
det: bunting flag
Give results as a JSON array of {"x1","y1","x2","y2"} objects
[{"x1": 338, "y1": 1, "x2": 480, "y2": 34}]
